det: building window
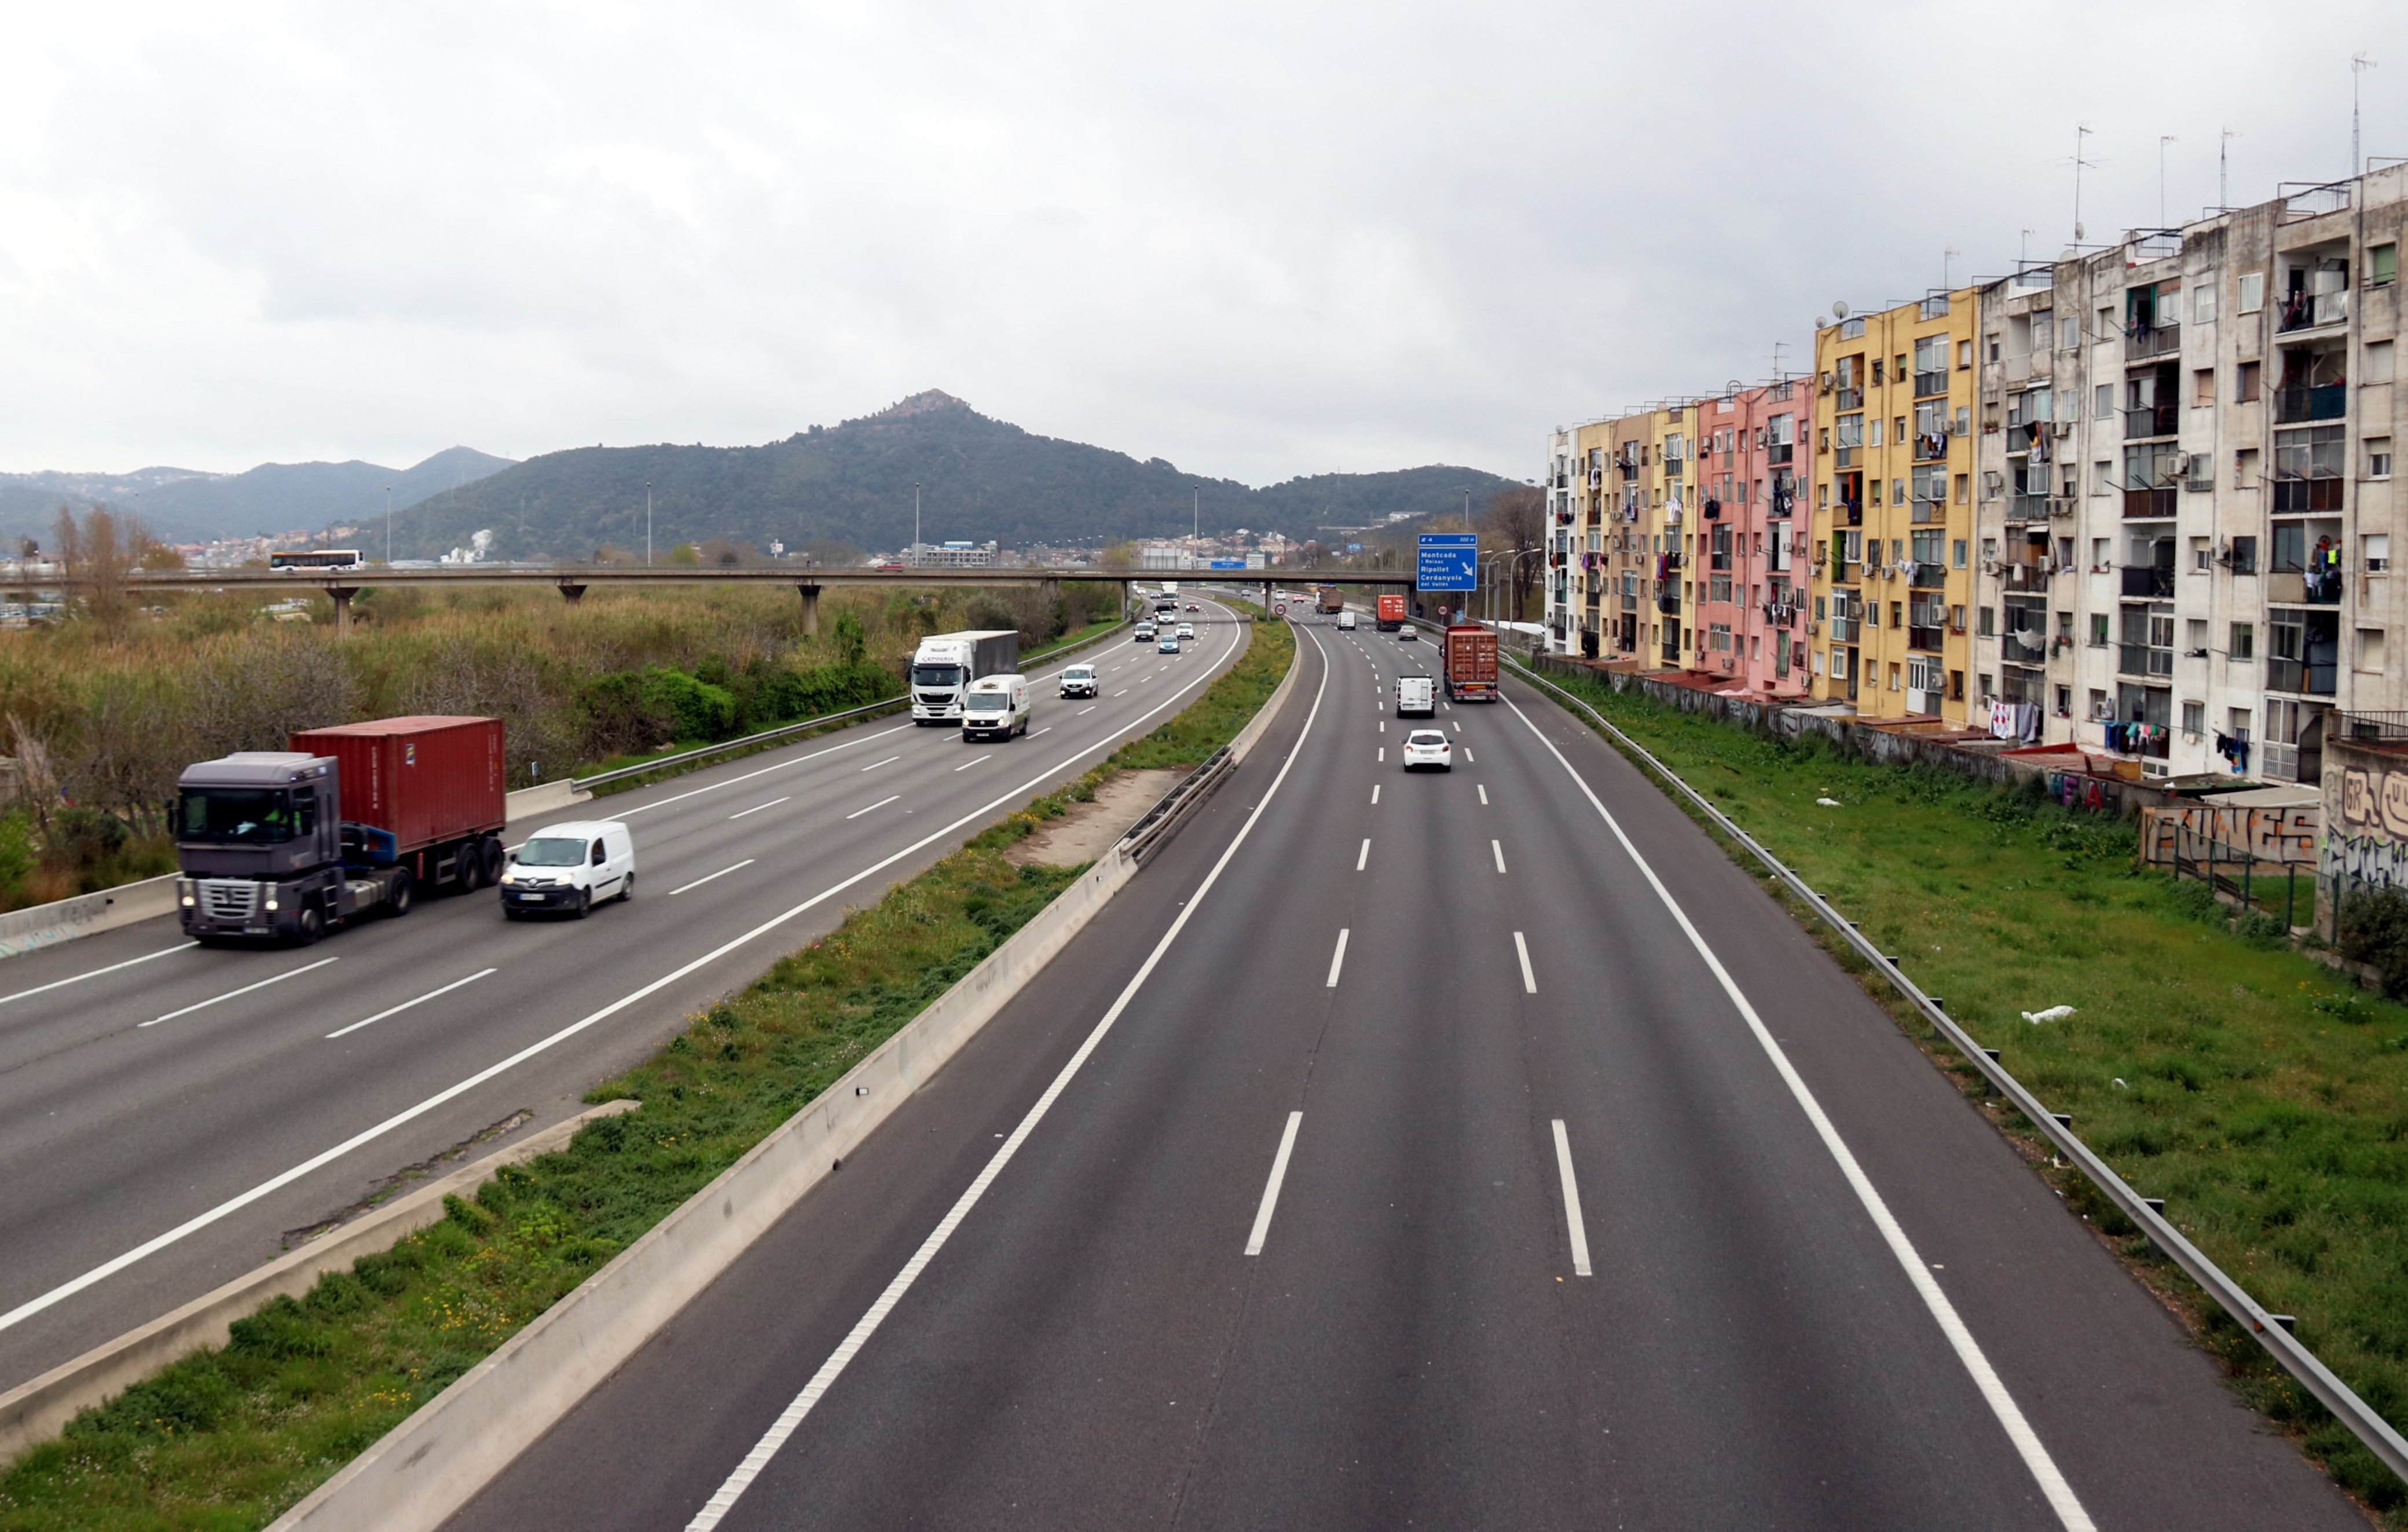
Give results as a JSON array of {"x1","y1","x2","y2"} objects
[
  {"x1": 2182, "y1": 700, "x2": 2205, "y2": 737},
  {"x1": 2360, "y1": 628, "x2": 2387, "y2": 673},
  {"x1": 2230, "y1": 535, "x2": 2258, "y2": 574},
  {"x1": 1953, "y1": 538, "x2": 1967, "y2": 567},
  {"x1": 2194, "y1": 285, "x2": 2216, "y2": 324},
  {"x1": 2060, "y1": 317, "x2": 2079, "y2": 351},
  {"x1": 2236, "y1": 360, "x2": 2260, "y2": 402},
  {"x1": 2186, "y1": 618, "x2": 2208, "y2": 652},
  {"x1": 2230, "y1": 621, "x2": 2255, "y2": 659},
  {"x1": 2094, "y1": 383, "x2": 2114, "y2": 419},
  {"x1": 2373, "y1": 243, "x2": 2399, "y2": 287},
  {"x1": 2238, "y1": 272, "x2": 2264, "y2": 313},
  {"x1": 2193, "y1": 369, "x2": 2216, "y2": 406},
  {"x1": 1979, "y1": 606, "x2": 1996, "y2": 636},
  {"x1": 2370, "y1": 438, "x2": 2394, "y2": 479},
  {"x1": 2366, "y1": 533, "x2": 2392, "y2": 572},
  {"x1": 2089, "y1": 612, "x2": 2109, "y2": 647},
  {"x1": 2369, "y1": 340, "x2": 2396, "y2": 383}
]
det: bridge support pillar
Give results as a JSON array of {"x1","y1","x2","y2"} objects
[
  {"x1": 555, "y1": 582, "x2": 587, "y2": 604},
  {"x1": 797, "y1": 583, "x2": 822, "y2": 636},
  {"x1": 327, "y1": 586, "x2": 358, "y2": 635}
]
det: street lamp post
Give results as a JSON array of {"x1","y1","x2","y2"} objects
[
  {"x1": 646, "y1": 482, "x2": 653, "y2": 567},
  {"x1": 914, "y1": 483, "x2": 922, "y2": 566},
  {"x1": 384, "y1": 486, "x2": 391, "y2": 564}
]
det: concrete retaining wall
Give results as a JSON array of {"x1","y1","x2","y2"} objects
[
  {"x1": 0, "y1": 874, "x2": 178, "y2": 962},
  {"x1": 504, "y1": 779, "x2": 591, "y2": 823}
]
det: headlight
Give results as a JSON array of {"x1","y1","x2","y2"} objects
[{"x1": 264, "y1": 896, "x2": 278, "y2": 912}]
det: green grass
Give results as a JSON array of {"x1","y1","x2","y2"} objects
[
  {"x1": 1523, "y1": 661, "x2": 2408, "y2": 1516},
  {"x1": 0, "y1": 606, "x2": 1295, "y2": 1531}
]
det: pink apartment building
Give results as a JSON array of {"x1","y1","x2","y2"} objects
[{"x1": 1687, "y1": 382, "x2": 1812, "y2": 699}]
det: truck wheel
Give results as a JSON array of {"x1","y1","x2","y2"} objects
[
  {"x1": 482, "y1": 840, "x2": 505, "y2": 885},
  {"x1": 294, "y1": 906, "x2": 324, "y2": 945},
  {"x1": 458, "y1": 848, "x2": 486, "y2": 893},
  {"x1": 385, "y1": 870, "x2": 413, "y2": 918}
]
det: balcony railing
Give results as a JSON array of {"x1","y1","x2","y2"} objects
[
  {"x1": 2273, "y1": 476, "x2": 2344, "y2": 512},
  {"x1": 1908, "y1": 625, "x2": 1945, "y2": 650},
  {"x1": 2000, "y1": 632, "x2": 2047, "y2": 665},
  {"x1": 1914, "y1": 369, "x2": 1948, "y2": 398},
  {"x1": 2267, "y1": 656, "x2": 2337, "y2": 695},
  {"x1": 2123, "y1": 403, "x2": 2178, "y2": 438},
  {"x1": 2006, "y1": 493, "x2": 2051, "y2": 524},
  {"x1": 2124, "y1": 323, "x2": 2180, "y2": 360},
  {"x1": 2002, "y1": 563, "x2": 2051, "y2": 592},
  {"x1": 2121, "y1": 565, "x2": 2175, "y2": 598},
  {"x1": 1835, "y1": 387, "x2": 1863, "y2": 411},
  {"x1": 1911, "y1": 497, "x2": 1947, "y2": 524},
  {"x1": 1910, "y1": 562, "x2": 1947, "y2": 587},
  {"x1": 1768, "y1": 444, "x2": 1794, "y2": 466},
  {"x1": 1914, "y1": 432, "x2": 1951, "y2": 462},
  {"x1": 2123, "y1": 488, "x2": 2178, "y2": 518},
  {"x1": 2278, "y1": 290, "x2": 2350, "y2": 332},
  {"x1": 2119, "y1": 643, "x2": 2175, "y2": 678},
  {"x1": 2274, "y1": 384, "x2": 2347, "y2": 424}
]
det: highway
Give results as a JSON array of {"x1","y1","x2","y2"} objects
[
  {"x1": 0, "y1": 604, "x2": 1246, "y2": 1394},
  {"x1": 448, "y1": 615, "x2": 2364, "y2": 1531}
]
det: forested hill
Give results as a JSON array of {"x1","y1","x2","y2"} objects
[{"x1": 393, "y1": 392, "x2": 1520, "y2": 560}]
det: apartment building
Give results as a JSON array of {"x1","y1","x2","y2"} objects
[
  {"x1": 1691, "y1": 384, "x2": 1813, "y2": 695},
  {"x1": 1969, "y1": 164, "x2": 2407, "y2": 780},
  {"x1": 1806, "y1": 290, "x2": 1979, "y2": 722}
]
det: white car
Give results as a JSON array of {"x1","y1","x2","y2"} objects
[
  {"x1": 1060, "y1": 664, "x2": 1098, "y2": 698},
  {"x1": 1176, "y1": 622, "x2": 1194, "y2": 640},
  {"x1": 1401, "y1": 729, "x2": 1452, "y2": 771},
  {"x1": 502, "y1": 820, "x2": 635, "y2": 918},
  {"x1": 1398, "y1": 625, "x2": 1419, "y2": 642}
]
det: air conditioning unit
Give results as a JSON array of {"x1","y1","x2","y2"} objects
[
  {"x1": 1809, "y1": 620, "x2": 1823, "y2": 636},
  {"x1": 2051, "y1": 421, "x2": 2072, "y2": 437}
]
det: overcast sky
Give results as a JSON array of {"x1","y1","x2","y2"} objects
[{"x1": 4, "y1": 2, "x2": 2403, "y2": 485}]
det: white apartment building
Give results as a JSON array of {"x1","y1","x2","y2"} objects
[{"x1": 1971, "y1": 164, "x2": 2406, "y2": 781}]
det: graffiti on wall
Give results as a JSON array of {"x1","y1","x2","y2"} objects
[
  {"x1": 2139, "y1": 802, "x2": 2320, "y2": 866},
  {"x1": 2321, "y1": 739, "x2": 2408, "y2": 895}
]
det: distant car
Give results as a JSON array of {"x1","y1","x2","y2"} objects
[
  {"x1": 1059, "y1": 663, "x2": 1098, "y2": 698},
  {"x1": 1185, "y1": 603, "x2": 1200, "y2": 612},
  {"x1": 1398, "y1": 625, "x2": 1419, "y2": 642},
  {"x1": 502, "y1": 820, "x2": 636, "y2": 919},
  {"x1": 1176, "y1": 622, "x2": 1194, "y2": 639},
  {"x1": 1401, "y1": 730, "x2": 1452, "y2": 771},
  {"x1": 1157, "y1": 633, "x2": 1180, "y2": 654},
  {"x1": 1134, "y1": 622, "x2": 1156, "y2": 642}
]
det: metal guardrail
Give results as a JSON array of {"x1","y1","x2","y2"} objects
[
  {"x1": 574, "y1": 620, "x2": 1133, "y2": 790},
  {"x1": 1119, "y1": 745, "x2": 1237, "y2": 864},
  {"x1": 1504, "y1": 651, "x2": 2408, "y2": 1489}
]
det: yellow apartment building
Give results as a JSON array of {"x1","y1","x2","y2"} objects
[{"x1": 1808, "y1": 291, "x2": 1977, "y2": 721}]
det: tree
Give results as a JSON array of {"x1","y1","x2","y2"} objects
[
  {"x1": 1480, "y1": 487, "x2": 1545, "y2": 622},
  {"x1": 669, "y1": 543, "x2": 701, "y2": 566},
  {"x1": 52, "y1": 504, "x2": 162, "y2": 633}
]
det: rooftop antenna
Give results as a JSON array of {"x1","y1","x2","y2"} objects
[
  {"x1": 2019, "y1": 228, "x2": 2033, "y2": 265},
  {"x1": 2355, "y1": 53, "x2": 2379, "y2": 176},
  {"x1": 2066, "y1": 124, "x2": 2101, "y2": 243},
  {"x1": 2158, "y1": 134, "x2": 2176, "y2": 228},
  {"x1": 1771, "y1": 339, "x2": 1789, "y2": 382},
  {"x1": 1942, "y1": 247, "x2": 1958, "y2": 291},
  {"x1": 2220, "y1": 127, "x2": 2240, "y2": 211}
]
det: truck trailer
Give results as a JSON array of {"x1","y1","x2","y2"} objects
[
  {"x1": 175, "y1": 714, "x2": 507, "y2": 945},
  {"x1": 1443, "y1": 625, "x2": 1499, "y2": 702},
  {"x1": 1315, "y1": 585, "x2": 1344, "y2": 615},
  {"x1": 1376, "y1": 593, "x2": 1407, "y2": 631},
  {"x1": 910, "y1": 630, "x2": 1021, "y2": 724}
]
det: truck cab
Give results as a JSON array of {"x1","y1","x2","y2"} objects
[{"x1": 175, "y1": 753, "x2": 411, "y2": 944}]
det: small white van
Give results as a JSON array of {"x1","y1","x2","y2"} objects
[
  {"x1": 1396, "y1": 676, "x2": 1436, "y2": 717},
  {"x1": 1060, "y1": 663, "x2": 1099, "y2": 699},
  {"x1": 1336, "y1": 610, "x2": 1359, "y2": 631},
  {"x1": 501, "y1": 820, "x2": 635, "y2": 919},
  {"x1": 962, "y1": 674, "x2": 1031, "y2": 741}
]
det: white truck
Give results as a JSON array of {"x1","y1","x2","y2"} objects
[{"x1": 910, "y1": 629, "x2": 1020, "y2": 725}]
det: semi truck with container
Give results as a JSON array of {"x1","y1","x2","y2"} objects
[
  {"x1": 1315, "y1": 585, "x2": 1345, "y2": 615},
  {"x1": 909, "y1": 630, "x2": 1021, "y2": 724},
  {"x1": 1443, "y1": 624, "x2": 1500, "y2": 702},
  {"x1": 1376, "y1": 593, "x2": 1407, "y2": 631},
  {"x1": 174, "y1": 714, "x2": 508, "y2": 945}
]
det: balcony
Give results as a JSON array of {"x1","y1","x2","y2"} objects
[
  {"x1": 2273, "y1": 476, "x2": 2344, "y2": 512},
  {"x1": 2119, "y1": 643, "x2": 2175, "y2": 678},
  {"x1": 2123, "y1": 403, "x2": 2178, "y2": 438},
  {"x1": 2121, "y1": 565, "x2": 2175, "y2": 598},
  {"x1": 2006, "y1": 493, "x2": 2052, "y2": 525},
  {"x1": 2269, "y1": 568, "x2": 2346, "y2": 605},
  {"x1": 1914, "y1": 369, "x2": 1948, "y2": 398},
  {"x1": 1908, "y1": 625, "x2": 1944, "y2": 650},
  {"x1": 1768, "y1": 444, "x2": 1794, "y2": 466},
  {"x1": 2000, "y1": 632, "x2": 2047, "y2": 666},
  {"x1": 2122, "y1": 487, "x2": 2177, "y2": 518},
  {"x1": 2274, "y1": 384, "x2": 2347, "y2": 424},
  {"x1": 2124, "y1": 323, "x2": 2180, "y2": 360},
  {"x1": 1914, "y1": 431, "x2": 1950, "y2": 462},
  {"x1": 1835, "y1": 387, "x2": 1863, "y2": 412},
  {"x1": 1910, "y1": 561, "x2": 1947, "y2": 588},
  {"x1": 2267, "y1": 655, "x2": 2337, "y2": 695},
  {"x1": 1911, "y1": 497, "x2": 1948, "y2": 524},
  {"x1": 1842, "y1": 498, "x2": 1863, "y2": 526},
  {"x1": 2278, "y1": 290, "x2": 2350, "y2": 333},
  {"x1": 2002, "y1": 563, "x2": 2051, "y2": 592}
]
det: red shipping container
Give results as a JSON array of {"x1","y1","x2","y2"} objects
[{"x1": 289, "y1": 716, "x2": 505, "y2": 853}]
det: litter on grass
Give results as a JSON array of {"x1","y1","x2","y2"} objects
[
  {"x1": 1816, "y1": 797, "x2": 1842, "y2": 807},
  {"x1": 2022, "y1": 1005, "x2": 2077, "y2": 1024}
]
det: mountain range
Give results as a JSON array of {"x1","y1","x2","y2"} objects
[
  {"x1": 0, "y1": 447, "x2": 516, "y2": 548},
  {"x1": 393, "y1": 393, "x2": 1521, "y2": 560}
]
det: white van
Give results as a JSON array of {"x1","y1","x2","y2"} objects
[
  {"x1": 501, "y1": 820, "x2": 635, "y2": 919},
  {"x1": 1060, "y1": 663, "x2": 1098, "y2": 699},
  {"x1": 1336, "y1": 610, "x2": 1359, "y2": 631},
  {"x1": 1396, "y1": 676, "x2": 1436, "y2": 717},
  {"x1": 962, "y1": 674, "x2": 1031, "y2": 741}
]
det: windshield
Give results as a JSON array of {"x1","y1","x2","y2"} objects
[
  {"x1": 176, "y1": 788, "x2": 298, "y2": 844},
  {"x1": 912, "y1": 664, "x2": 964, "y2": 688},
  {"x1": 1409, "y1": 732, "x2": 1447, "y2": 745},
  {"x1": 518, "y1": 837, "x2": 590, "y2": 867},
  {"x1": 1064, "y1": 668, "x2": 1092, "y2": 679},
  {"x1": 966, "y1": 692, "x2": 1009, "y2": 711}
]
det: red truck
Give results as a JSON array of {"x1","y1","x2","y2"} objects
[
  {"x1": 1443, "y1": 625, "x2": 1499, "y2": 702},
  {"x1": 174, "y1": 715, "x2": 508, "y2": 944},
  {"x1": 1376, "y1": 593, "x2": 1407, "y2": 631}
]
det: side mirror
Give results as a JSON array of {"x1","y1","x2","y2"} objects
[{"x1": 505, "y1": 849, "x2": 518, "y2": 864}]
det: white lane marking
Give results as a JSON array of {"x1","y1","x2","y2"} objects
[
  {"x1": 1245, "y1": 1112, "x2": 1304, "y2": 1256},
  {"x1": 1502, "y1": 695, "x2": 2096, "y2": 1531},
  {"x1": 1513, "y1": 931, "x2": 1537, "y2": 994},
  {"x1": 1463, "y1": 749, "x2": 1475, "y2": 763},
  {"x1": 1356, "y1": 838, "x2": 1370, "y2": 872},
  {"x1": 143, "y1": 956, "x2": 339, "y2": 1028},
  {"x1": 1377, "y1": 747, "x2": 1384, "y2": 763},
  {"x1": 0, "y1": 620, "x2": 1255, "y2": 1346},
  {"x1": 610, "y1": 724, "x2": 914, "y2": 820},
  {"x1": 1076, "y1": 705, "x2": 1097, "y2": 716},
  {"x1": 326, "y1": 968, "x2": 497, "y2": 1039},
  {"x1": 845, "y1": 795, "x2": 901, "y2": 820},
  {"x1": 953, "y1": 754, "x2": 992, "y2": 772},
  {"x1": 1325, "y1": 928, "x2": 1350, "y2": 987},
  {"x1": 857, "y1": 756, "x2": 901, "y2": 772},
  {"x1": 1552, "y1": 1119, "x2": 1593, "y2": 1277},
  {"x1": 668, "y1": 859, "x2": 757, "y2": 896},
  {"x1": 1379, "y1": 721, "x2": 1385, "y2": 734},
  {"x1": 1114, "y1": 689, "x2": 1128, "y2": 697},
  {"x1": 1370, "y1": 785, "x2": 1380, "y2": 805},
  {"x1": 1492, "y1": 840, "x2": 1507, "y2": 875},
  {"x1": 680, "y1": 620, "x2": 1333, "y2": 1531},
  {"x1": 0, "y1": 941, "x2": 196, "y2": 1009},
  {"x1": 1030, "y1": 727, "x2": 1052, "y2": 737},
  {"x1": 1478, "y1": 784, "x2": 1489, "y2": 805},
  {"x1": 1453, "y1": 721, "x2": 1462, "y2": 732},
  {"x1": 728, "y1": 796, "x2": 790, "y2": 820}
]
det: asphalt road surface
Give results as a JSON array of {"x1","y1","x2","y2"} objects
[
  {"x1": 448, "y1": 616, "x2": 2362, "y2": 1531},
  {"x1": 0, "y1": 603, "x2": 1246, "y2": 1392}
]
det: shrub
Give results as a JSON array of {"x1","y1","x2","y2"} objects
[{"x1": 2340, "y1": 887, "x2": 2408, "y2": 1000}]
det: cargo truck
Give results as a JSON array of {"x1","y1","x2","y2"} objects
[
  {"x1": 1376, "y1": 593, "x2": 1407, "y2": 631},
  {"x1": 1315, "y1": 585, "x2": 1344, "y2": 615},
  {"x1": 174, "y1": 715, "x2": 507, "y2": 945},
  {"x1": 1443, "y1": 625, "x2": 1499, "y2": 702},
  {"x1": 909, "y1": 630, "x2": 1020, "y2": 724}
]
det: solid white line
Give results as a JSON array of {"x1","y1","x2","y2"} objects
[
  {"x1": 1356, "y1": 838, "x2": 1370, "y2": 872},
  {"x1": 1245, "y1": 1112, "x2": 1304, "y2": 1256},
  {"x1": 1076, "y1": 705, "x2": 1097, "y2": 716},
  {"x1": 1478, "y1": 784, "x2": 1489, "y2": 805},
  {"x1": 857, "y1": 756, "x2": 900, "y2": 772},
  {"x1": 0, "y1": 622, "x2": 1260, "y2": 1345},
  {"x1": 668, "y1": 859, "x2": 756, "y2": 896},
  {"x1": 1492, "y1": 839, "x2": 1507, "y2": 874},
  {"x1": 610, "y1": 724, "x2": 914, "y2": 820},
  {"x1": 727, "y1": 797, "x2": 790, "y2": 820},
  {"x1": 326, "y1": 968, "x2": 497, "y2": 1039},
  {"x1": 1552, "y1": 1119, "x2": 1593, "y2": 1277},
  {"x1": 845, "y1": 795, "x2": 901, "y2": 820},
  {"x1": 1325, "y1": 928, "x2": 1350, "y2": 987},
  {"x1": 952, "y1": 754, "x2": 992, "y2": 772},
  {"x1": 680, "y1": 620, "x2": 1333, "y2": 1531},
  {"x1": 1370, "y1": 785, "x2": 1380, "y2": 805},
  {"x1": 1513, "y1": 931, "x2": 1536, "y2": 993},
  {"x1": 1502, "y1": 694, "x2": 2095, "y2": 1531},
  {"x1": 0, "y1": 941, "x2": 196, "y2": 1009},
  {"x1": 143, "y1": 956, "x2": 339, "y2": 1027}
]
